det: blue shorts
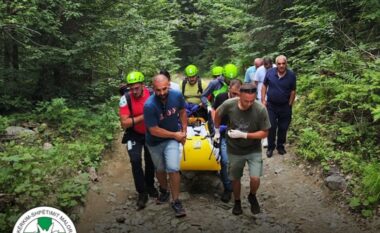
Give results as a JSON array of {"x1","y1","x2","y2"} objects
[{"x1": 147, "y1": 140, "x2": 180, "y2": 173}]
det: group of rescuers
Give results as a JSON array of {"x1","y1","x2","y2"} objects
[{"x1": 118, "y1": 55, "x2": 297, "y2": 218}]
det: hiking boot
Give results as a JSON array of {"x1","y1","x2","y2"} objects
[
  {"x1": 171, "y1": 199, "x2": 186, "y2": 218},
  {"x1": 266, "y1": 149, "x2": 274, "y2": 158},
  {"x1": 248, "y1": 193, "x2": 260, "y2": 214},
  {"x1": 147, "y1": 186, "x2": 159, "y2": 198},
  {"x1": 232, "y1": 200, "x2": 243, "y2": 215},
  {"x1": 137, "y1": 193, "x2": 148, "y2": 210},
  {"x1": 277, "y1": 147, "x2": 287, "y2": 155},
  {"x1": 221, "y1": 189, "x2": 232, "y2": 203},
  {"x1": 156, "y1": 187, "x2": 170, "y2": 204}
]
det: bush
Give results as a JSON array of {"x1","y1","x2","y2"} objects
[
  {"x1": 0, "y1": 98, "x2": 119, "y2": 232},
  {"x1": 0, "y1": 116, "x2": 9, "y2": 133},
  {"x1": 291, "y1": 50, "x2": 380, "y2": 216}
]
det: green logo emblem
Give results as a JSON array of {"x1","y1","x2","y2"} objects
[{"x1": 13, "y1": 207, "x2": 76, "y2": 233}]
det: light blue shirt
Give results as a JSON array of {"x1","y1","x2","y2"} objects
[
  {"x1": 254, "y1": 65, "x2": 275, "y2": 101},
  {"x1": 244, "y1": 66, "x2": 256, "y2": 83}
]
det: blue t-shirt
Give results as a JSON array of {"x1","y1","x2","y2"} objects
[
  {"x1": 144, "y1": 89, "x2": 185, "y2": 146},
  {"x1": 244, "y1": 66, "x2": 256, "y2": 83},
  {"x1": 263, "y1": 68, "x2": 296, "y2": 105}
]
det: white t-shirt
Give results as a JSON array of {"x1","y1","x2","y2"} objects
[
  {"x1": 170, "y1": 81, "x2": 181, "y2": 92},
  {"x1": 253, "y1": 65, "x2": 275, "y2": 101}
]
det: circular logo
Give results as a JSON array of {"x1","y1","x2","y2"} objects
[{"x1": 13, "y1": 206, "x2": 76, "y2": 233}]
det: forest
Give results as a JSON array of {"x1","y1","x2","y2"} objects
[{"x1": 0, "y1": 0, "x2": 379, "y2": 231}]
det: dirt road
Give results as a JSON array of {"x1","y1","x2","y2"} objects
[{"x1": 76, "y1": 134, "x2": 379, "y2": 233}]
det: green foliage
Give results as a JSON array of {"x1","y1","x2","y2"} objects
[
  {"x1": 1, "y1": 0, "x2": 379, "y2": 223},
  {"x1": 349, "y1": 197, "x2": 361, "y2": 208},
  {"x1": 362, "y1": 164, "x2": 380, "y2": 204},
  {"x1": 0, "y1": 99, "x2": 119, "y2": 232},
  {"x1": 0, "y1": 1, "x2": 181, "y2": 111},
  {"x1": 296, "y1": 127, "x2": 332, "y2": 161},
  {"x1": 57, "y1": 173, "x2": 89, "y2": 209},
  {"x1": 35, "y1": 98, "x2": 89, "y2": 137},
  {"x1": 291, "y1": 51, "x2": 380, "y2": 216},
  {"x1": 0, "y1": 115, "x2": 9, "y2": 133}
]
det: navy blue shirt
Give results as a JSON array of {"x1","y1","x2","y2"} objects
[
  {"x1": 144, "y1": 89, "x2": 185, "y2": 146},
  {"x1": 263, "y1": 68, "x2": 296, "y2": 105}
]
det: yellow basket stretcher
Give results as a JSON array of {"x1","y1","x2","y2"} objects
[{"x1": 180, "y1": 117, "x2": 221, "y2": 171}]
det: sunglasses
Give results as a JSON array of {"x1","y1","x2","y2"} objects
[{"x1": 240, "y1": 88, "x2": 257, "y2": 94}]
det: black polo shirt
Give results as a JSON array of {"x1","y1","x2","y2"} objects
[{"x1": 263, "y1": 68, "x2": 296, "y2": 105}]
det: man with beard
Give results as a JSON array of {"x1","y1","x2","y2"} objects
[
  {"x1": 181, "y1": 64, "x2": 207, "y2": 118},
  {"x1": 214, "y1": 83, "x2": 271, "y2": 215},
  {"x1": 144, "y1": 74, "x2": 188, "y2": 217},
  {"x1": 261, "y1": 55, "x2": 296, "y2": 158},
  {"x1": 119, "y1": 71, "x2": 158, "y2": 210}
]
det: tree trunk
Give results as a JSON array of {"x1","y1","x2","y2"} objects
[{"x1": 3, "y1": 0, "x2": 19, "y2": 69}]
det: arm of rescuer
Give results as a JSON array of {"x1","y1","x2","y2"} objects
[
  {"x1": 148, "y1": 108, "x2": 187, "y2": 144},
  {"x1": 200, "y1": 80, "x2": 217, "y2": 107},
  {"x1": 227, "y1": 127, "x2": 268, "y2": 139},
  {"x1": 179, "y1": 108, "x2": 187, "y2": 144},
  {"x1": 245, "y1": 129, "x2": 268, "y2": 139},
  {"x1": 261, "y1": 84, "x2": 267, "y2": 107},
  {"x1": 119, "y1": 94, "x2": 144, "y2": 129},
  {"x1": 289, "y1": 90, "x2": 296, "y2": 106},
  {"x1": 214, "y1": 109, "x2": 221, "y2": 129},
  {"x1": 120, "y1": 114, "x2": 144, "y2": 130}
]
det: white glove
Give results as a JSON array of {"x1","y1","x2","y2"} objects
[
  {"x1": 228, "y1": 129, "x2": 248, "y2": 139},
  {"x1": 213, "y1": 128, "x2": 220, "y2": 143},
  {"x1": 207, "y1": 105, "x2": 212, "y2": 113}
]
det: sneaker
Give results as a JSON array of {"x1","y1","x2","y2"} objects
[
  {"x1": 248, "y1": 193, "x2": 260, "y2": 214},
  {"x1": 147, "y1": 186, "x2": 159, "y2": 198},
  {"x1": 266, "y1": 149, "x2": 274, "y2": 158},
  {"x1": 156, "y1": 187, "x2": 170, "y2": 204},
  {"x1": 137, "y1": 193, "x2": 148, "y2": 210},
  {"x1": 232, "y1": 200, "x2": 243, "y2": 215},
  {"x1": 277, "y1": 147, "x2": 287, "y2": 155},
  {"x1": 171, "y1": 199, "x2": 186, "y2": 218},
  {"x1": 221, "y1": 189, "x2": 232, "y2": 203}
]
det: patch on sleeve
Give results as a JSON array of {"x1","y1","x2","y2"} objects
[{"x1": 119, "y1": 96, "x2": 128, "y2": 107}]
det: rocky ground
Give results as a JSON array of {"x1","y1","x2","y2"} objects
[{"x1": 75, "y1": 133, "x2": 380, "y2": 233}]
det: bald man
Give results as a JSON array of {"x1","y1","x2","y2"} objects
[
  {"x1": 144, "y1": 74, "x2": 188, "y2": 218},
  {"x1": 244, "y1": 58, "x2": 263, "y2": 83}
]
